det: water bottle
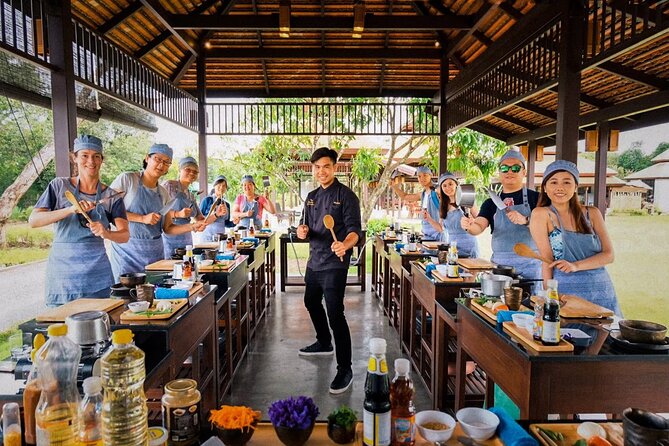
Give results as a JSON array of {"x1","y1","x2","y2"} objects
[
  {"x1": 363, "y1": 338, "x2": 391, "y2": 446},
  {"x1": 79, "y1": 377, "x2": 103, "y2": 446}
]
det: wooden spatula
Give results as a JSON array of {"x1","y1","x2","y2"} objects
[
  {"x1": 64, "y1": 190, "x2": 94, "y2": 225},
  {"x1": 323, "y1": 214, "x2": 343, "y2": 262},
  {"x1": 513, "y1": 242, "x2": 552, "y2": 264}
]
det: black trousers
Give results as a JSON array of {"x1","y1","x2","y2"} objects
[{"x1": 303, "y1": 267, "x2": 352, "y2": 371}]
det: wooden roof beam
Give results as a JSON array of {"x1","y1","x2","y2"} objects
[
  {"x1": 597, "y1": 61, "x2": 669, "y2": 90},
  {"x1": 171, "y1": 53, "x2": 196, "y2": 83},
  {"x1": 468, "y1": 121, "x2": 513, "y2": 142},
  {"x1": 548, "y1": 87, "x2": 611, "y2": 109},
  {"x1": 201, "y1": 88, "x2": 437, "y2": 98},
  {"x1": 498, "y1": 2, "x2": 523, "y2": 21},
  {"x1": 206, "y1": 48, "x2": 441, "y2": 59},
  {"x1": 516, "y1": 101, "x2": 557, "y2": 120},
  {"x1": 446, "y1": 1, "x2": 502, "y2": 58},
  {"x1": 135, "y1": 30, "x2": 171, "y2": 59},
  {"x1": 98, "y1": 1, "x2": 143, "y2": 35},
  {"x1": 139, "y1": 0, "x2": 197, "y2": 56},
  {"x1": 492, "y1": 111, "x2": 537, "y2": 130}
]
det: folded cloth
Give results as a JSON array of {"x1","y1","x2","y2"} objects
[
  {"x1": 216, "y1": 253, "x2": 236, "y2": 261},
  {"x1": 259, "y1": 228, "x2": 272, "y2": 233},
  {"x1": 496, "y1": 310, "x2": 534, "y2": 324},
  {"x1": 395, "y1": 242, "x2": 405, "y2": 253},
  {"x1": 241, "y1": 237, "x2": 259, "y2": 246},
  {"x1": 155, "y1": 287, "x2": 189, "y2": 299},
  {"x1": 488, "y1": 407, "x2": 538, "y2": 446},
  {"x1": 424, "y1": 263, "x2": 436, "y2": 279}
]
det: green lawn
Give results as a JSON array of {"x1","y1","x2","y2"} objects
[{"x1": 0, "y1": 223, "x2": 52, "y2": 267}]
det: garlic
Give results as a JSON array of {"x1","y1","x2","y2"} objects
[
  {"x1": 156, "y1": 300, "x2": 172, "y2": 312},
  {"x1": 577, "y1": 422, "x2": 607, "y2": 440}
]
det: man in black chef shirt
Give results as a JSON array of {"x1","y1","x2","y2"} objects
[{"x1": 296, "y1": 147, "x2": 361, "y2": 394}]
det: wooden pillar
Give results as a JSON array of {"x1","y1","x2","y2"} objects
[
  {"x1": 526, "y1": 140, "x2": 537, "y2": 190},
  {"x1": 438, "y1": 50, "x2": 448, "y2": 173},
  {"x1": 196, "y1": 55, "x2": 208, "y2": 195},
  {"x1": 594, "y1": 121, "x2": 609, "y2": 217},
  {"x1": 555, "y1": 0, "x2": 584, "y2": 164},
  {"x1": 47, "y1": 0, "x2": 77, "y2": 177}
]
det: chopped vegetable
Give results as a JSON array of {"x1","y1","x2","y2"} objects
[
  {"x1": 492, "y1": 303, "x2": 509, "y2": 314},
  {"x1": 538, "y1": 427, "x2": 565, "y2": 441},
  {"x1": 587, "y1": 436, "x2": 612, "y2": 446},
  {"x1": 573, "y1": 440, "x2": 587, "y2": 446},
  {"x1": 209, "y1": 405, "x2": 261, "y2": 431},
  {"x1": 577, "y1": 422, "x2": 607, "y2": 440}
]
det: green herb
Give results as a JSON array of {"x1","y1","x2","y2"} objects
[
  {"x1": 572, "y1": 440, "x2": 587, "y2": 446},
  {"x1": 327, "y1": 405, "x2": 357, "y2": 429},
  {"x1": 539, "y1": 427, "x2": 565, "y2": 441}
]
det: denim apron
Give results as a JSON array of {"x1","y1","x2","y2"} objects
[
  {"x1": 203, "y1": 199, "x2": 230, "y2": 241},
  {"x1": 550, "y1": 206, "x2": 621, "y2": 316},
  {"x1": 490, "y1": 187, "x2": 541, "y2": 281},
  {"x1": 442, "y1": 207, "x2": 479, "y2": 258},
  {"x1": 162, "y1": 183, "x2": 196, "y2": 258},
  {"x1": 238, "y1": 195, "x2": 262, "y2": 228},
  {"x1": 110, "y1": 172, "x2": 164, "y2": 281},
  {"x1": 421, "y1": 189, "x2": 442, "y2": 241},
  {"x1": 46, "y1": 180, "x2": 113, "y2": 306}
]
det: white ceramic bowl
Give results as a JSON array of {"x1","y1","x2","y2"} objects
[
  {"x1": 127, "y1": 301, "x2": 150, "y2": 313},
  {"x1": 173, "y1": 281, "x2": 194, "y2": 290},
  {"x1": 512, "y1": 313, "x2": 534, "y2": 332},
  {"x1": 456, "y1": 408, "x2": 500, "y2": 441},
  {"x1": 415, "y1": 410, "x2": 456, "y2": 443},
  {"x1": 435, "y1": 264, "x2": 449, "y2": 276}
]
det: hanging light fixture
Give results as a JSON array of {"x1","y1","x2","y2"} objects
[
  {"x1": 352, "y1": 1, "x2": 365, "y2": 38},
  {"x1": 279, "y1": 0, "x2": 291, "y2": 38}
]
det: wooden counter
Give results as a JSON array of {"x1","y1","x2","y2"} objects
[
  {"x1": 371, "y1": 234, "x2": 396, "y2": 308},
  {"x1": 256, "y1": 231, "x2": 277, "y2": 297}
]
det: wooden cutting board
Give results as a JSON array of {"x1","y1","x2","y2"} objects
[
  {"x1": 530, "y1": 294, "x2": 614, "y2": 319},
  {"x1": 145, "y1": 259, "x2": 179, "y2": 271},
  {"x1": 503, "y1": 322, "x2": 574, "y2": 353},
  {"x1": 471, "y1": 299, "x2": 501, "y2": 324},
  {"x1": 198, "y1": 260, "x2": 235, "y2": 272},
  {"x1": 119, "y1": 298, "x2": 189, "y2": 321},
  {"x1": 421, "y1": 241, "x2": 440, "y2": 249},
  {"x1": 36, "y1": 298, "x2": 125, "y2": 322},
  {"x1": 530, "y1": 423, "x2": 624, "y2": 446},
  {"x1": 194, "y1": 242, "x2": 219, "y2": 249},
  {"x1": 400, "y1": 248, "x2": 423, "y2": 255},
  {"x1": 458, "y1": 258, "x2": 496, "y2": 269},
  {"x1": 432, "y1": 270, "x2": 464, "y2": 282}
]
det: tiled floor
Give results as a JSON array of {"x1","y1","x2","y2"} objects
[{"x1": 224, "y1": 278, "x2": 432, "y2": 420}]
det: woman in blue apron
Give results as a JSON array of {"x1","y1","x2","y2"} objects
[
  {"x1": 231, "y1": 174, "x2": 277, "y2": 229},
  {"x1": 161, "y1": 156, "x2": 205, "y2": 258},
  {"x1": 29, "y1": 135, "x2": 129, "y2": 306},
  {"x1": 201, "y1": 175, "x2": 234, "y2": 241},
  {"x1": 424, "y1": 172, "x2": 480, "y2": 258},
  {"x1": 530, "y1": 160, "x2": 621, "y2": 315},
  {"x1": 109, "y1": 144, "x2": 206, "y2": 281},
  {"x1": 461, "y1": 149, "x2": 541, "y2": 281},
  {"x1": 390, "y1": 166, "x2": 442, "y2": 240}
]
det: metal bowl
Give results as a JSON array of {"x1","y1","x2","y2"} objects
[
  {"x1": 65, "y1": 311, "x2": 111, "y2": 345},
  {"x1": 619, "y1": 320, "x2": 667, "y2": 344},
  {"x1": 119, "y1": 272, "x2": 147, "y2": 288}
]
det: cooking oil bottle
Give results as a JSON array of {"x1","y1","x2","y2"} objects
[
  {"x1": 101, "y1": 329, "x2": 148, "y2": 446},
  {"x1": 79, "y1": 377, "x2": 103, "y2": 446},
  {"x1": 34, "y1": 323, "x2": 82, "y2": 446}
]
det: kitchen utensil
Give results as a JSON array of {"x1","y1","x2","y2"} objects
[
  {"x1": 205, "y1": 197, "x2": 222, "y2": 220},
  {"x1": 623, "y1": 408, "x2": 669, "y2": 445},
  {"x1": 204, "y1": 249, "x2": 218, "y2": 260},
  {"x1": 64, "y1": 190, "x2": 94, "y2": 224},
  {"x1": 262, "y1": 175, "x2": 271, "y2": 188},
  {"x1": 159, "y1": 198, "x2": 178, "y2": 216},
  {"x1": 456, "y1": 184, "x2": 476, "y2": 216},
  {"x1": 619, "y1": 320, "x2": 668, "y2": 344},
  {"x1": 323, "y1": 214, "x2": 343, "y2": 262},
  {"x1": 511, "y1": 313, "x2": 533, "y2": 332},
  {"x1": 513, "y1": 242, "x2": 553, "y2": 264},
  {"x1": 414, "y1": 410, "x2": 455, "y2": 443},
  {"x1": 94, "y1": 191, "x2": 126, "y2": 206},
  {"x1": 119, "y1": 272, "x2": 147, "y2": 288},
  {"x1": 487, "y1": 186, "x2": 508, "y2": 212},
  {"x1": 504, "y1": 286, "x2": 523, "y2": 310},
  {"x1": 608, "y1": 330, "x2": 669, "y2": 352},
  {"x1": 127, "y1": 301, "x2": 150, "y2": 313},
  {"x1": 479, "y1": 273, "x2": 514, "y2": 297},
  {"x1": 65, "y1": 311, "x2": 111, "y2": 345},
  {"x1": 110, "y1": 283, "x2": 132, "y2": 297},
  {"x1": 456, "y1": 408, "x2": 499, "y2": 441}
]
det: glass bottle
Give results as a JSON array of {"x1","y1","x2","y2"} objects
[
  {"x1": 447, "y1": 241, "x2": 459, "y2": 278},
  {"x1": 390, "y1": 358, "x2": 415, "y2": 446},
  {"x1": 363, "y1": 338, "x2": 391, "y2": 446},
  {"x1": 79, "y1": 377, "x2": 103, "y2": 446},
  {"x1": 182, "y1": 255, "x2": 192, "y2": 281},
  {"x1": 161, "y1": 379, "x2": 201, "y2": 445},
  {"x1": 541, "y1": 280, "x2": 561, "y2": 346},
  {"x1": 531, "y1": 291, "x2": 546, "y2": 341}
]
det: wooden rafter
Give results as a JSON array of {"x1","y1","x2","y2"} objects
[
  {"x1": 548, "y1": 87, "x2": 611, "y2": 109},
  {"x1": 139, "y1": 0, "x2": 197, "y2": 56},
  {"x1": 598, "y1": 60, "x2": 669, "y2": 90},
  {"x1": 492, "y1": 111, "x2": 537, "y2": 130},
  {"x1": 98, "y1": 1, "x2": 143, "y2": 35},
  {"x1": 516, "y1": 101, "x2": 557, "y2": 120},
  {"x1": 206, "y1": 48, "x2": 441, "y2": 59},
  {"x1": 446, "y1": 1, "x2": 502, "y2": 58}
]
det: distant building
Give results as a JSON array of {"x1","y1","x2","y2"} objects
[{"x1": 626, "y1": 150, "x2": 669, "y2": 214}]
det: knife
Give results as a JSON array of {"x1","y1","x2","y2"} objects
[
  {"x1": 159, "y1": 198, "x2": 179, "y2": 216},
  {"x1": 487, "y1": 186, "x2": 509, "y2": 212},
  {"x1": 94, "y1": 191, "x2": 126, "y2": 206}
]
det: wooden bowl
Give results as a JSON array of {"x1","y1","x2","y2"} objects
[{"x1": 619, "y1": 320, "x2": 667, "y2": 344}]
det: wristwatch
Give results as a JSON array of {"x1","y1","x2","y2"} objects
[{"x1": 523, "y1": 216, "x2": 530, "y2": 226}]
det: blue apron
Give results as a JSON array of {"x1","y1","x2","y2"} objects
[
  {"x1": 550, "y1": 206, "x2": 621, "y2": 316},
  {"x1": 162, "y1": 183, "x2": 196, "y2": 258},
  {"x1": 238, "y1": 195, "x2": 262, "y2": 229},
  {"x1": 46, "y1": 180, "x2": 113, "y2": 306},
  {"x1": 203, "y1": 199, "x2": 231, "y2": 242},
  {"x1": 421, "y1": 189, "x2": 442, "y2": 241},
  {"x1": 490, "y1": 187, "x2": 541, "y2": 281},
  {"x1": 110, "y1": 172, "x2": 164, "y2": 281},
  {"x1": 442, "y1": 207, "x2": 479, "y2": 258}
]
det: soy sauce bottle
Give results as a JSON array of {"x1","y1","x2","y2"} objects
[
  {"x1": 363, "y1": 338, "x2": 391, "y2": 446},
  {"x1": 541, "y1": 279, "x2": 561, "y2": 346}
]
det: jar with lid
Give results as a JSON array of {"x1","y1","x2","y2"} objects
[
  {"x1": 437, "y1": 244, "x2": 450, "y2": 264},
  {"x1": 161, "y1": 379, "x2": 201, "y2": 445}
]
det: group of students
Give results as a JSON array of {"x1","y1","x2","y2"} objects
[
  {"x1": 30, "y1": 135, "x2": 276, "y2": 307},
  {"x1": 393, "y1": 149, "x2": 620, "y2": 316}
]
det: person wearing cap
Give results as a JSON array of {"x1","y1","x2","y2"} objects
[
  {"x1": 160, "y1": 156, "x2": 206, "y2": 258},
  {"x1": 390, "y1": 165, "x2": 442, "y2": 240},
  {"x1": 29, "y1": 135, "x2": 129, "y2": 306},
  {"x1": 296, "y1": 147, "x2": 361, "y2": 394},
  {"x1": 109, "y1": 144, "x2": 206, "y2": 280},
  {"x1": 231, "y1": 174, "x2": 277, "y2": 228},
  {"x1": 424, "y1": 172, "x2": 480, "y2": 258},
  {"x1": 200, "y1": 175, "x2": 234, "y2": 241},
  {"x1": 461, "y1": 149, "x2": 541, "y2": 281},
  {"x1": 530, "y1": 160, "x2": 620, "y2": 315}
]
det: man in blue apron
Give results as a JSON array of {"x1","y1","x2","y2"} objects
[
  {"x1": 296, "y1": 147, "x2": 361, "y2": 395},
  {"x1": 109, "y1": 144, "x2": 206, "y2": 281},
  {"x1": 391, "y1": 166, "x2": 442, "y2": 240},
  {"x1": 461, "y1": 149, "x2": 541, "y2": 282},
  {"x1": 201, "y1": 175, "x2": 234, "y2": 241},
  {"x1": 231, "y1": 174, "x2": 277, "y2": 229},
  {"x1": 29, "y1": 135, "x2": 129, "y2": 306}
]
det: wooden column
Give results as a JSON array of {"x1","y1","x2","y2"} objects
[
  {"x1": 47, "y1": 0, "x2": 77, "y2": 177},
  {"x1": 438, "y1": 50, "x2": 448, "y2": 173},
  {"x1": 555, "y1": 0, "x2": 584, "y2": 164},
  {"x1": 526, "y1": 140, "x2": 537, "y2": 190},
  {"x1": 594, "y1": 121, "x2": 609, "y2": 217},
  {"x1": 196, "y1": 55, "x2": 208, "y2": 193}
]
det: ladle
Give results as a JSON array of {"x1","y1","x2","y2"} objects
[
  {"x1": 323, "y1": 214, "x2": 343, "y2": 262},
  {"x1": 513, "y1": 242, "x2": 553, "y2": 264}
]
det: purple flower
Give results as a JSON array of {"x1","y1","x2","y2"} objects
[{"x1": 268, "y1": 396, "x2": 319, "y2": 430}]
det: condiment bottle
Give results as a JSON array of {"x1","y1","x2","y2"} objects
[
  {"x1": 79, "y1": 377, "x2": 103, "y2": 446},
  {"x1": 447, "y1": 241, "x2": 459, "y2": 279},
  {"x1": 264, "y1": 218, "x2": 270, "y2": 228},
  {"x1": 363, "y1": 338, "x2": 391, "y2": 446},
  {"x1": 532, "y1": 291, "x2": 545, "y2": 341},
  {"x1": 23, "y1": 333, "x2": 46, "y2": 445},
  {"x1": 162, "y1": 379, "x2": 201, "y2": 445},
  {"x1": 390, "y1": 358, "x2": 415, "y2": 446},
  {"x1": 182, "y1": 255, "x2": 193, "y2": 280},
  {"x1": 2, "y1": 402, "x2": 22, "y2": 446},
  {"x1": 249, "y1": 225, "x2": 255, "y2": 235},
  {"x1": 541, "y1": 280, "x2": 561, "y2": 346}
]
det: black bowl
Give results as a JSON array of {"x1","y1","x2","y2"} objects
[
  {"x1": 492, "y1": 264, "x2": 517, "y2": 278},
  {"x1": 119, "y1": 272, "x2": 147, "y2": 288},
  {"x1": 215, "y1": 423, "x2": 256, "y2": 446},
  {"x1": 619, "y1": 320, "x2": 667, "y2": 344},
  {"x1": 174, "y1": 247, "x2": 186, "y2": 257},
  {"x1": 274, "y1": 424, "x2": 315, "y2": 446},
  {"x1": 110, "y1": 283, "x2": 131, "y2": 297},
  {"x1": 622, "y1": 408, "x2": 669, "y2": 445}
]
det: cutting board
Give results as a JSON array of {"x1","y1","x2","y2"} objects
[
  {"x1": 119, "y1": 299, "x2": 189, "y2": 321},
  {"x1": 432, "y1": 270, "x2": 464, "y2": 282},
  {"x1": 194, "y1": 242, "x2": 219, "y2": 249},
  {"x1": 145, "y1": 259, "x2": 179, "y2": 271},
  {"x1": 530, "y1": 423, "x2": 623, "y2": 446},
  {"x1": 400, "y1": 248, "x2": 423, "y2": 255},
  {"x1": 503, "y1": 322, "x2": 574, "y2": 353},
  {"x1": 421, "y1": 241, "x2": 441, "y2": 249},
  {"x1": 458, "y1": 258, "x2": 496, "y2": 269},
  {"x1": 531, "y1": 294, "x2": 614, "y2": 319},
  {"x1": 36, "y1": 298, "x2": 125, "y2": 322},
  {"x1": 198, "y1": 260, "x2": 235, "y2": 272},
  {"x1": 471, "y1": 299, "x2": 502, "y2": 324}
]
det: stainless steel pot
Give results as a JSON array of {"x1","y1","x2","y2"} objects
[
  {"x1": 65, "y1": 310, "x2": 111, "y2": 346},
  {"x1": 479, "y1": 273, "x2": 515, "y2": 297},
  {"x1": 456, "y1": 184, "x2": 476, "y2": 210}
]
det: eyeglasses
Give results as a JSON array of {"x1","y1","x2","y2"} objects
[
  {"x1": 152, "y1": 156, "x2": 172, "y2": 167},
  {"x1": 499, "y1": 164, "x2": 523, "y2": 173}
]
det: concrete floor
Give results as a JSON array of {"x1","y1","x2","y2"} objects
[{"x1": 224, "y1": 278, "x2": 432, "y2": 420}]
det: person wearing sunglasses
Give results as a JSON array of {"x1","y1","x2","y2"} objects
[
  {"x1": 391, "y1": 165, "x2": 443, "y2": 241},
  {"x1": 200, "y1": 175, "x2": 235, "y2": 241},
  {"x1": 109, "y1": 144, "x2": 206, "y2": 281},
  {"x1": 161, "y1": 156, "x2": 206, "y2": 258},
  {"x1": 29, "y1": 135, "x2": 130, "y2": 306},
  {"x1": 461, "y1": 149, "x2": 541, "y2": 281}
]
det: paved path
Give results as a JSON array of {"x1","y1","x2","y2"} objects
[{"x1": 0, "y1": 261, "x2": 48, "y2": 331}]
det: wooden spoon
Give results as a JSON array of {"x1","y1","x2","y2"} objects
[
  {"x1": 323, "y1": 214, "x2": 343, "y2": 262},
  {"x1": 64, "y1": 190, "x2": 93, "y2": 224},
  {"x1": 513, "y1": 242, "x2": 553, "y2": 264}
]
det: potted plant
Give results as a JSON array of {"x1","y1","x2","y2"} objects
[
  {"x1": 327, "y1": 405, "x2": 358, "y2": 444},
  {"x1": 268, "y1": 396, "x2": 319, "y2": 446},
  {"x1": 208, "y1": 405, "x2": 261, "y2": 446}
]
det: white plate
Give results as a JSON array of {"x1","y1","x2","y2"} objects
[{"x1": 173, "y1": 281, "x2": 193, "y2": 290}]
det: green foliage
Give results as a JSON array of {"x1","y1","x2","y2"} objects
[
  {"x1": 10, "y1": 206, "x2": 33, "y2": 222},
  {"x1": 650, "y1": 142, "x2": 669, "y2": 159},
  {"x1": 327, "y1": 405, "x2": 357, "y2": 429},
  {"x1": 365, "y1": 217, "x2": 392, "y2": 236},
  {"x1": 6, "y1": 224, "x2": 53, "y2": 247},
  {"x1": 617, "y1": 148, "x2": 652, "y2": 174},
  {"x1": 0, "y1": 247, "x2": 50, "y2": 266},
  {"x1": 351, "y1": 147, "x2": 382, "y2": 182}
]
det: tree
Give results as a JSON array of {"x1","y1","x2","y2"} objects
[
  {"x1": 617, "y1": 148, "x2": 652, "y2": 174},
  {"x1": 650, "y1": 142, "x2": 669, "y2": 159}
]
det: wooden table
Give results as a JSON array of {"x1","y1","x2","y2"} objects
[
  {"x1": 371, "y1": 234, "x2": 396, "y2": 306},
  {"x1": 256, "y1": 231, "x2": 277, "y2": 297},
  {"x1": 455, "y1": 299, "x2": 669, "y2": 419}
]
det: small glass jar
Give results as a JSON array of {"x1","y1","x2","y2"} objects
[{"x1": 162, "y1": 379, "x2": 201, "y2": 446}]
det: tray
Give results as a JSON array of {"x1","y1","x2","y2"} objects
[
  {"x1": 198, "y1": 260, "x2": 236, "y2": 272},
  {"x1": 503, "y1": 322, "x2": 574, "y2": 353},
  {"x1": 470, "y1": 299, "x2": 502, "y2": 324},
  {"x1": 530, "y1": 423, "x2": 624, "y2": 446},
  {"x1": 145, "y1": 259, "x2": 179, "y2": 271},
  {"x1": 119, "y1": 299, "x2": 189, "y2": 321},
  {"x1": 432, "y1": 270, "x2": 464, "y2": 282},
  {"x1": 36, "y1": 298, "x2": 125, "y2": 322},
  {"x1": 458, "y1": 258, "x2": 496, "y2": 269}
]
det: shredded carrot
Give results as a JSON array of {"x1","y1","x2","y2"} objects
[{"x1": 209, "y1": 405, "x2": 261, "y2": 431}]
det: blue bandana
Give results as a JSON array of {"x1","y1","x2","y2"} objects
[
  {"x1": 148, "y1": 143, "x2": 173, "y2": 160},
  {"x1": 179, "y1": 156, "x2": 198, "y2": 169},
  {"x1": 438, "y1": 171, "x2": 458, "y2": 187},
  {"x1": 74, "y1": 135, "x2": 103, "y2": 153},
  {"x1": 499, "y1": 149, "x2": 526, "y2": 167}
]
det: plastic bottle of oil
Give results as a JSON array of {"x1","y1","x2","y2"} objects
[
  {"x1": 101, "y1": 329, "x2": 148, "y2": 446},
  {"x1": 34, "y1": 324, "x2": 81, "y2": 446},
  {"x1": 79, "y1": 377, "x2": 103, "y2": 446},
  {"x1": 24, "y1": 333, "x2": 46, "y2": 445}
]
